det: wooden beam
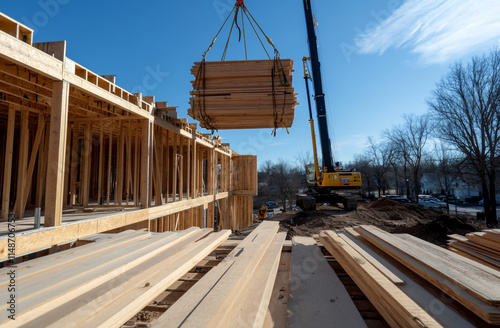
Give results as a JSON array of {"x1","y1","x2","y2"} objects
[
  {"x1": 106, "y1": 125, "x2": 112, "y2": 205},
  {"x1": 18, "y1": 114, "x2": 46, "y2": 213},
  {"x1": 116, "y1": 121, "x2": 124, "y2": 206},
  {"x1": 81, "y1": 123, "x2": 91, "y2": 207},
  {"x1": 97, "y1": 121, "x2": 104, "y2": 205},
  {"x1": 15, "y1": 109, "x2": 29, "y2": 218},
  {"x1": 140, "y1": 120, "x2": 151, "y2": 208},
  {"x1": 1, "y1": 106, "x2": 15, "y2": 221},
  {"x1": 45, "y1": 80, "x2": 70, "y2": 227}
]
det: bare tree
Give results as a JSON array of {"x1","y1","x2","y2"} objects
[
  {"x1": 431, "y1": 141, "x2": 461, "y2": 214},
  {"x1": 352, "y1": 154, "x2": 375, "y2": 198},
  {"x1": 366, "y1": 137, "x2": 394, "y2": 197},
  {"x1": 385, "y1": 114, "x2": 432, "y2": 203},
  {"x1": 428, "y1": 48, "x2": 500, "y2": 227},
  {"x1": 295, "y1": 150, "x2": 314, "y2": 169}
]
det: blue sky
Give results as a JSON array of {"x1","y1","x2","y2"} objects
[{"x1": 3, "y1": 1, "x2": 500, "y2": 168}]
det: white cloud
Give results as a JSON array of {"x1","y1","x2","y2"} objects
[{"x1": 357, "y1": 0, "x2": 500, "y2": 63}]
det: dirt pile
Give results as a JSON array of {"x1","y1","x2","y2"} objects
[
  {"x1": 392, "y1": 215, "x2": 478, "y2": 246},
  {"x1": 280, "y1": 198, "x2": 482, "y2": 245}
]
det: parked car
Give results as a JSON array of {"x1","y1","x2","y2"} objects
[
  {"x1": 419, "y1": 197, "x2": 447, "y2": 209},
  {"x1": 265, "y1": 201, "x2": 279, "y2": 209},
  {"x1": 378, "y1": 195, "x2": 400, "y2": 200},
  {"x1": 393, "y1": 197, "x2": 411, "y2": 204}
]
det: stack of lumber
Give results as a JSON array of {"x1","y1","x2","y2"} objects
[
  {"x1": 323, "y1": 225, "x2": 500, "y2": 326},
  {"x1": 320, "y1": 229, "x2": 445, "y2": 327},
  {"x1": 0, "y1": 227, "x2": 230, "y2": 327},
  {"x1": 153, "y1": 221, "x2": 285, "y2": 327},
  {"x1": 448, "y1": 229, "x2": 500, "y2": 270},
  {"x1": 187, "y1": 59, "x2": 297, "y2": 130}
]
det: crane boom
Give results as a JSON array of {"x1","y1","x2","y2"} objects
[{"x1": 302, "y1": 0, "x2": 334, "y2": 172}]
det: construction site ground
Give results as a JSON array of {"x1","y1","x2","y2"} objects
[
  {"x1": 123, "y1": 198, "x2": 487, "y2": 327},
  {"x1": 270, "y1": 198, "x2": 484, "y2": 246}
]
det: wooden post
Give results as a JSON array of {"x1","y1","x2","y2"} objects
[
  {"x1": 1, "y1": 106, "x2": 16, "y2": 221},
  {"x1": 19, "y1": 114, "x2": 46, "y2": 212},
  {"x1": 140, "y1": 120, "x2": 151, "y2": 208},
  {"x1": 81, "y1": 123, "x2": 92, "y2": 207},
  {"x1": 172, "y1": 133, "x2": 178, "y2": 201},
  {"x1": 126, "y1": 121, "x2": 132, "y2": 205},
  {"x1": 45, "y1": 80, "x2": 70, "y2": 227},
  {"x1": 97, "y1": 121, "x2": 104, "y2": 205},
  {"x1": 191, "y1": 141, "x2": 197, "y2": 199},
  {"x1": 63, "y1": 123, "x2": 71, "y2": 206},
  {"x1": 186, "y1": 139, "x2": 191, "y2": 200},
  {"x1": 36, "y1": 122, "x2": 48, "y2": 208},
  {"x1": 116, "y1": 121, "x2": 124, "y2": 206},
  {"x1": 133, "y1": 122, "x2": 139, "y2": 206},
  {"x1": 107, "y1": 125, "x2": 112, "y2": 205},
  {"x1": 70, "y1": 124, "x2": 79, "y2": 206},
  {"x1": 15, "y1": 109, "x2": 29, "y2": 218}
]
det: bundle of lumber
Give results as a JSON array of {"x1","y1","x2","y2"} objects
[
  {"x1": 0, "y1": 228, "x2": 230, "y2": 327},
  {"x1": 345, "y1": 225, "x2": 500, "y2": 325},
  {"x1": 154, "y1": 221, "x2": 285, "y2": 327},
  {"x1": 448, "y1": 229, "x2": 500, "y2": 270},
  {"x1": 187, "y1": 59, "x2": 297, "y2": 130}
]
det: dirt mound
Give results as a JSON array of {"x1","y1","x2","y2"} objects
[
  {"x1": 365, "y1": 198, "x2": 406, "y2": 210},
  {"x1": 392, "y1": 215, "x2": 478, "y2": 246},
  {"x1": 279, "y1": 199, "x2": 483, "y2": 245}
]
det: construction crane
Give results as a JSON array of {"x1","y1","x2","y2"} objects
[{"x1": 296, "y1": 0, "x2": 362, "y2": 211}]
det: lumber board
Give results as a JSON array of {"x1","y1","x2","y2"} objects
[
  {"x1": 286, "y1": 236, "x2": 366, "y2": 328},
  {"x1": 449, "y1": 243, "x2": 500, "y2": 270},
  {"x1": 265, "y1": 250, "x2": 291, "y2": 328},
  {"x1": 43, "y1": 230, "x2": 230, "y2": 328},
  {"x1": 339, "y1": 231, "x2": 476, "y2": 327},
  {"x1": 0, "y1": 228, "x2": 205, "y2": 326},
  {"x1": 1, "y1": 106, "x2": 15, "y2": 221},
  {"x1": 340, "y1": 229, "x2": 405, "y2": 286},
  {"x1": 44, "y1": 80, "x2": 70, "y2": 226},
  {"x1": 355, "y1": 226, "x2": 500, "y2": 324},
  {"x1": 154, "y1": 221, "x2": 280, "y2": 327},
  {"x1": 359, "y1": 226, "x2": 500, "y2": 303},
  {"x1": 0, "y1": 230, "x2": 150, "y2": 281},
  {"x1": 221, "y1": 232, "x2": 286, "y2": 328},
  {"x1": 320, "y1": 231, "x2": 442, "y2": 328}
]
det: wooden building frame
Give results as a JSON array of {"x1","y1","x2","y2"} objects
[{"x1": 0, "y1": 13, "x2": 257, "y2": 261}]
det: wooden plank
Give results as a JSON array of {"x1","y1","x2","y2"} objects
[
  {"x1": 140, "y1": 120, "x2": 151, "y2": 208},
  {"x1": 321, "y1": 231, "x2": 442, "y2": 328},
  {"x1": 355, "y1": 226, "x2": 500, "y2": 324},
  {"x1": 97, "y1": 121, "x2": 104, "y2": 205},
  {"x1": 0, "y1": 230, "x2": 150, "y2": 282},
  {"x1": 358, "y1": 226, "x2": 500, "y2": 304},
  {"x1": 15, "y1": 109, "x2": 29, "y2": 218},
  {"x1": 265, "y1": 250, "x2": 291, "y2": 328},
  {"x1": 67, "y1": 230, "x2": 230, "y2": 328},
  {"x1": 1, "y1": 106, "x2": 15, "y2": 221},
  {"x1": 0, "y1": 228, "x2": 206, "y2": 327},
  {"x1": 116, "y1": 121, "x2": 124, "y2": 205},
  {"x1": 81, "y1": 123, "x2": 91, "y2": 207},
  {"x1": 221, "y1": 232, "x2": 286, "y2": 328},
  {"x1": 106, "y1": 125, "x2": 112, "y2": 205},
  {"x1": 286, "y1": 236, "x2": 366, "y2": 328},
  {"x1": 339, "y1": 231, "x2": 475, "y2": 327},
  {"x1": 18, "y1": 114, "x2": 46, "y2": 212},
  {"x1": 156, "y1": 221, "x2": 279, "y2": 327},
  {"x1": 45, "y1": 80, "x2": 70, "y2": 226},
  {"x1": 341, "y1": 228, "x2": 405, "y2": 285}
]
